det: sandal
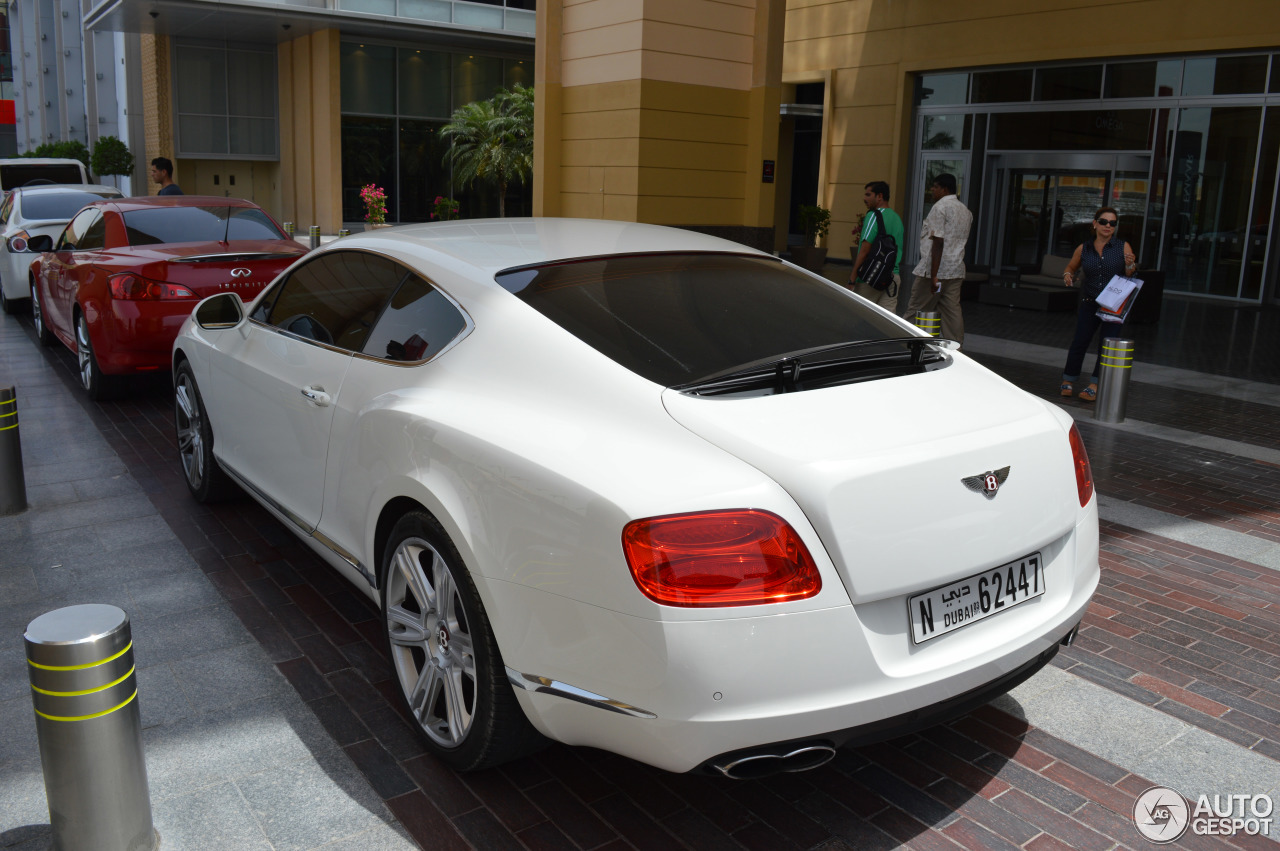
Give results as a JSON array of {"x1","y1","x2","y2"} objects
[
  {"x1": 1059, "y1": 382, "x2": 1074, "y2": 397},
  {"x1": 1078, "y1": 383, "x2": 1098, "y2": 402}
]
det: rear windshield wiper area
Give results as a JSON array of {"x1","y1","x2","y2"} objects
[{"x1": 674, "y1": 337, "x2": 958, "y2": 398}]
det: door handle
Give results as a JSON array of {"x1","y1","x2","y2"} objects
[{"x1": 300, "y1": 385, "x2": 331, "y2": 407}]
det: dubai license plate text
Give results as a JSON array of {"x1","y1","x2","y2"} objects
[{"x1": 909, "y1": 553, "x2": 1045, "y2": 644}]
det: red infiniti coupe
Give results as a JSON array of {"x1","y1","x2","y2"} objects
[{"x1": 28, "y1": 196, "x2": 308, "y2": 398}]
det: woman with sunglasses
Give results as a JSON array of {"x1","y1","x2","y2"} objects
[{"x1": 1059, "y1": 206, "x2": 1137, "y2": 401}]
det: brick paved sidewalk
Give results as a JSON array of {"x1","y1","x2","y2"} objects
[{"x1": 4, "y1": 307, "x2": 1280, "y2": 850}]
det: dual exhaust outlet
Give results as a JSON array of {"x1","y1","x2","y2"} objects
[{"x1": 710, "y1": 743, "x2": 837, "y2": 780}]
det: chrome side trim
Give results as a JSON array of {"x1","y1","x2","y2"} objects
[
  {"x1": 219, "y1": 462, "x2": 377, "y2": 590},
  {"x1": 505, "y1": 668, "x2": 657, "y2": 719},
  {"x1": 312, "y1": 530, "x2": 377, "y2": 589}
]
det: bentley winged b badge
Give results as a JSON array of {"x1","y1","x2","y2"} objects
[{"x1": 962, "y1": 466, "x2": 1010, "y2": 499}]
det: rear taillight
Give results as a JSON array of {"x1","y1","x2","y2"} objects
[
  {"x1": 622, "y1": 509, "x2": 821, "y2": 607},
  {"x1": 1069, "y1": 423, "x2": 1094, "y2": 507},
  {"x1": 7, "y1": 231, "x2": 30, "y2": 253},
  {"x1": 109, "y1": 273, "x2": 196, "y2": 300}
]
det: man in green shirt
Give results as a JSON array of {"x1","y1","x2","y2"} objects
[{"x1": 849, "y1": 180, "x2": 904, "y2": 310}]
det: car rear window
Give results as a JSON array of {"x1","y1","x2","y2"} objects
[
  {"x1": 495, "y1": 253, "x2": 907, "y2": 387},
  {"x1": 22, "y1": 191, "x2": 117, "y2": 221},
  {"x1": 124, "y1": 206, "x2": 284, "y2": 245},
  {"x1": 0, "y1": 164, "x2": 86, "y2": 190}
]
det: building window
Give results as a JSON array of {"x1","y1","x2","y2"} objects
[
  {"x1": 174, "y1": 42, "x2": 278, "y2": 159},
  {"x1": 341, "y1": 42, "x2": 533, "y2": 223}
]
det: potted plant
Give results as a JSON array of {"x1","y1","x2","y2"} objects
[
  {"x1": 360, "y1": 183, "x2": 389, "y2": 229},
  {"x1": 792, "y1": 204, "x2": 831, "y2": 271},
  {"x1": 430, "y1": 196, "x2": 461, "y2": 221}
]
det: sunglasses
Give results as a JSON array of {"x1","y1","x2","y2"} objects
[{"x1": 1096, "y1": 218, "x2": 1118, "y2": 227}]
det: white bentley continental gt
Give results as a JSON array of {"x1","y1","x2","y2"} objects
[{"x1": 171, "y1": 219, "x2": 1098, "y2": 779}]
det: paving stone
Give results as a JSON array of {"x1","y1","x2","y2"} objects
[
  {"x1": 142, "y1": 694, "x2": 339, "y2": 802},
  {"x1": 235, "y1": 748, "x2": 396, "y2": 851},
  {"x1": 151, "y1": 781, "x2": 272, "y2": 850}
]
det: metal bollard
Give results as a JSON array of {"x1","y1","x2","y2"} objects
[
  {"x1": 282, "y1": 221, "x2": 294, "y2": 238},
  {"x1": 913, "y1": 310, "x2": 941, "y2": 336},
  {"x1": 26, "y1": 605, "x2": 157, "y2": 851},
  {"x1": 337, "y1": 228, "x2": 350, "y2": 238},
  {"x1": 309, "y1": 225, "x2": 321, "y2": 250},
  {"x1": 1, "y1": 385, "x2": 27, "y2": 515},
  {"x1": 1095, "y1": 337, "x2": 1134, "y2": 424}
]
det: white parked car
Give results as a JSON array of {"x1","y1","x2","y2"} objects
[
  {"x1": 0, "y1": 184, "x2": 123, "y2": 313},
  {"x1": 172, "y1": 219, "x2": 1099, "y2": 778}
]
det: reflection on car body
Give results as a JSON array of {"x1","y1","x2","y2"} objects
[{"x1": 171, "y1": 218, "x2": 1099, "y2": 778}]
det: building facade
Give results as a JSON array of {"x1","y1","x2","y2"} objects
[
  {"x1": 781, "y1": 0, "x2": 1280, "y2": 305},
  {"x1": 8, "y1": 0, "x2": 534, "y2": 227}
]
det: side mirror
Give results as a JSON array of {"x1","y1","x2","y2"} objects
[
  {"x1": 193, "y1": 292, "x2": 245, "y2": 330},
  {"x1": 22, "y1": 234, "x2": 53, "y2": 253}
]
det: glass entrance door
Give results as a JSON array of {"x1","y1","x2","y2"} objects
[
  {"x1": 991, "y1": 154, "x2": 1151, "y2": 274},
  {"x1": 1001, "y1": 171, "x2": 1107, "y2": 269}
]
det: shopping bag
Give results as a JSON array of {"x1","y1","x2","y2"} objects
[{"x1": 1096, "y1": 275, "x2": 1143, "y2": 323}]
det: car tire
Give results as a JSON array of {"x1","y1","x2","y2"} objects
[
  {"x1": 380, "y1": 511, "x2": 545, "y2": 771},
  {"x1": 30, "y1": 282, "x2": 54, "y2": 346},
  {"x1": 173, "y1": 360, "x2": 237, "y2": 503},
  {"x1": 76, "y1": 312, "x2": 122, "y2": 400}
]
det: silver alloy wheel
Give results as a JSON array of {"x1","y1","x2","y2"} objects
[
  {"x1": 173, "y1": 372, "x2": 204, "y2": 490},
  {"x1": 386, "y1": 537, "x2": 477, "y2": 747},
  {"x1": 76, "y1": 315, "x2": 94, "y2": 390}
]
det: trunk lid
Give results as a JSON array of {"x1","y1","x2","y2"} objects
[
  {"x1": 661, "y1": 356, "x2": 1080, "y2": 604},
  {"x1": 126, "y1": 240, "x2": 306, "y2": 300}
]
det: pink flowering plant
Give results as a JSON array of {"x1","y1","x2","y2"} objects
[
  {"x1": 360, "y1": 183, "x2": 387, "y2": 225},
  {"x1": 431, "y1": 196, "x2": 460, "y2": 221}
]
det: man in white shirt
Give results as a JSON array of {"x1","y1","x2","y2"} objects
[{"x1": 903, "y1": 173, "x2": 972, "y2": 346}]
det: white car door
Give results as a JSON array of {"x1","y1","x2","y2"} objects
[
  {"x1": 202, "y1": 250, "x2": 408, "y2": 531},
  {"x1": 315, "y1": 263, "x2": 474, "y2": 569}
]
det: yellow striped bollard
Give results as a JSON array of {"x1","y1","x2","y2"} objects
[
  {"x1": 25, "y1": 605, "x2": 157, "y2": 851},
  {"x1": 913, "y1": 310, "x2": 941, "y2": 337},
  {"x1": 0, "y1": 385, "x2": 26, "y2": 515},
  {"x1": 1095, "y1": 337, "x2": 1134, "y2": 423}
]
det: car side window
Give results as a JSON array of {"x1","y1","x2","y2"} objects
[
  {"x1": 362, "y1": 273, "x2": 468, "y2": 362},
  {"x1": 57, "y1": 208, "x2": 99, "y2": 251},
  {"x1": 0, "y1": 193, "x2": 12, "y2": 224},
  {"x1": 78, "y1": 214, "x2": 108, "y2": 251},
  {"x1": 262, "y1": 250, "x2": 406, "y2": 352}
]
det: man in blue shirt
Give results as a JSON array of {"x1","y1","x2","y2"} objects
[
  {"x1": 150, "y1": 157, "x2": 183, "y2": 196},
  {"x1": 849, "y1": 180, "x2": 903, "y2": 310}
]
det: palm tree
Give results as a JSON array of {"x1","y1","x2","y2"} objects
[{"x1": 441, "y1": 85, "x2": 534, "y2": 217}]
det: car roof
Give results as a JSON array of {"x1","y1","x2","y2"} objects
[
  {"x1": 341, "y1": 218, "x2": 771, "y2": 278},
  {"x1": 12, "y1": 184, "x2": 122, "y2": 197},
  {"x1": 0, "y1": 158, "x2": 87, "y2": 167},
  {"x1": 93, "y1": 195, "x2": 265, "y2": 212}
]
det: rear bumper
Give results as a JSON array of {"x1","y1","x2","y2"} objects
[
  {"x1": 496, "y1": 508, "x2": 1100, "y2": 774},
  {"x1": 88, "y1": 298, "x2": 196, "y2": 374},
  {"x1": 696, "y1": 624, "x2": 1074, "y2": 776}
]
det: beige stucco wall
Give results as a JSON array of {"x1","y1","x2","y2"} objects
[
  {"x1": 783, "y1": 0, "x2": 1280, "y2": 258},
  {"x1": 278, "y1": 30, "x2": 343, "y2": 234},
  {"x1": 139, "y1": 33, "x2": 173, "y2": 194},
  {"x1": 536, "y1": 0, "x2": 785, "y2": 241}
]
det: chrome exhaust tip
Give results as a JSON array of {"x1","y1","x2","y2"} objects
[
  {"x1": 1061, "y1": 622, "x2": 1081, "y2": 647},
  {"x1": 710, "y1": 743, "x2": 837, "y2": 780}
]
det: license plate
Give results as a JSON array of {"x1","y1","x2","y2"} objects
[{"x1": 909, "y1": 553, "x2": 1045, "y2": 644}]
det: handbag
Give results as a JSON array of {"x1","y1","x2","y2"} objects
[{"x1": 1095, "y1": 274, "x2": 1143, "y2": 323}]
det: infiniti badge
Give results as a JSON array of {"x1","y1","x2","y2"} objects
[
  {"x1": 230, "y1": 268, "x2": 252, "y2": 277},
  {"x1": 962, "y1": 466, "x2": 1010, "y2": 499}
]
